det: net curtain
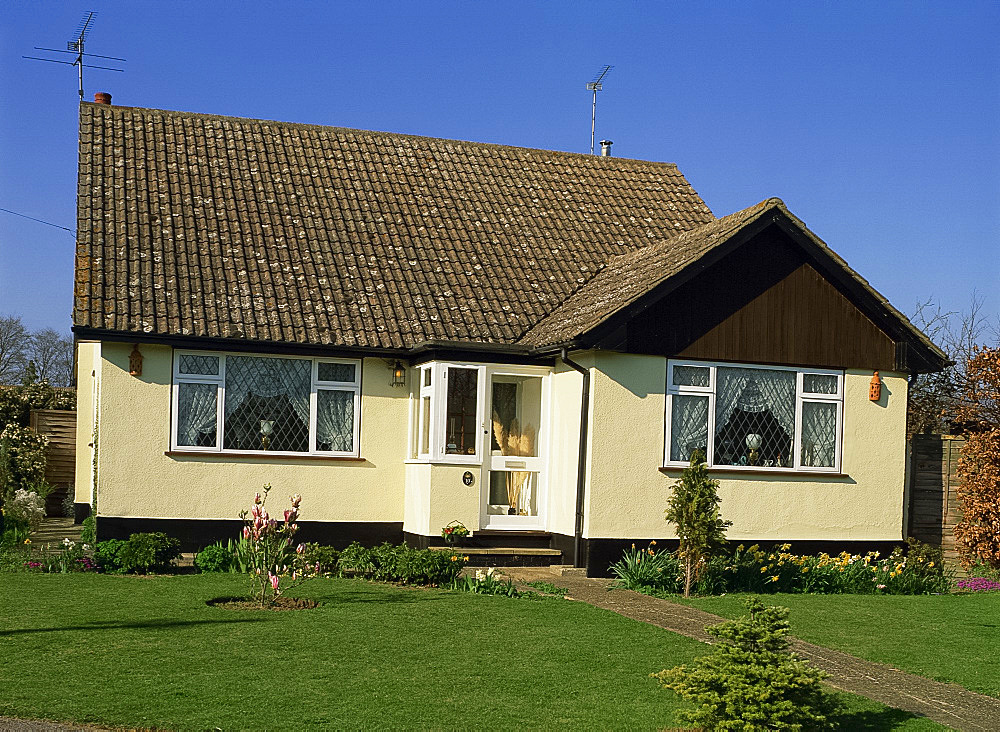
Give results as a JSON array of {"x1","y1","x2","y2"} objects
[
  {"x1": 316, "y1": 390, "x2": 354, "y2": 451},
  {"x1": 177, "y1": 382, "x2": 218, "y2": 445}
]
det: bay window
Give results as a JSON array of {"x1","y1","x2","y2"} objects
[
  {"x1": 172, "y1": 351, "x2": 361, "y2": 456},
  {"x1": 665, "y1": 361, "x2": 843, "y2": 472},
  {"x1": 411, "y1": 362, "x2": 486, "y2": 463}
]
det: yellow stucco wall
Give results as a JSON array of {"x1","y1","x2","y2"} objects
[
  {"x1": 73, "y1": 341, "x2": 100, "y2": 506},
  {"x1": 584, "y1": 352, "x2": 909, "y2": 541},
  {"x1": 94, "y1": 342, "x2": 408, "y2": 522}
]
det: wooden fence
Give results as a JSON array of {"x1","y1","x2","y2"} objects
[
  {"x1": 29, "y1": 409, "x2": 77, "y2": 516},
  {"x1": 907, "y1": 434, "x2": 964, "y2": 565}
]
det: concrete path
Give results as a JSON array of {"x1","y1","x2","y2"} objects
[
  {"x1": 30, "y1": 518, "x2": 83, "y2": 547},
  {"x1": 507, "y1": 567, "x2": 1000, "y2": 732}
]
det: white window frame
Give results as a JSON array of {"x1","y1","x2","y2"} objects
[
  {"x1": 171, "y1": 350, "x2": 362, "y2": 457},
  {"x1": 408, "y1": 361, "x2": 487, "y2": 464},
  {"x1": 664, "y1": 360, "x2": 844, "y2": 473}
]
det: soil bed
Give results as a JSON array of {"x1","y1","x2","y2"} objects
[{"x1": 206, "y1": 595, "x2": 319, "y2": 611}]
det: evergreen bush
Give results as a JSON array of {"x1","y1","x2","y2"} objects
[{"x1": 653, "y1": 597, "x2": 840, "y2": 730}]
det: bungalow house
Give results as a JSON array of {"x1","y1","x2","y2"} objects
[{"x1": 72, "y1": 96, "x2": 947, "y2": 574}]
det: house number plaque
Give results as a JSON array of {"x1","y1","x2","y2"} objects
[{"x1": 462, "y1": 471, "x2": 475, "y2": 486}]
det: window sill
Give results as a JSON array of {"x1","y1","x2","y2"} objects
[
  {"x1": 165, "y1": 450, "x2": 366, "y2": 463},
  {"x1": 404, "y1": 458, "x2": 481, "y2": 467},
  {"x1": 659, "y1": 466, "x2": 848, "y2": 478}
]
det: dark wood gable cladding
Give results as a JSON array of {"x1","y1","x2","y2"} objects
[{"x1": 615, "y1": 228, "x2": 900, "y2": 371}]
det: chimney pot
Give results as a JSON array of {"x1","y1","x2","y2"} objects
[
  {"x1": 94, "y1": 92, "x2": 112, "y2": 105},
  {"x1": 600, "y1": 139, "x2": 613, "y2": 157}
]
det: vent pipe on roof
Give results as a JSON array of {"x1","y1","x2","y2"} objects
[
  {"x1": 94, "y1": 92, "x2": 112, "y2": 105},
  {"x1": 600, "y1": 140, "x2": 613, "y2": 157}
]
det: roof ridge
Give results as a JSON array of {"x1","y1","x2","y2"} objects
[{"x1": 80, "y1": 101, "x2": 689, "y2": 172}]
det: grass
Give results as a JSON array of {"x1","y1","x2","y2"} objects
[
  {"x1": 676, "y1": 592, "x2": 1000, "y2": 698},
  {"x1": 0, "y1": 574, "x2": 944, "y2": 730}
]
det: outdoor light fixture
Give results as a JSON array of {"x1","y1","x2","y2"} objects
[
  {"x1": 260, "y1": 420, "x2": 274, "y2": 450},
  {"x1": 391, "y1": 361, "x2": 406, "y2": 387}
]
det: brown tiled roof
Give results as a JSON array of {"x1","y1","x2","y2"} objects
[{"x1": 73, "y1": 103, "x2": 715, "y2": 349}]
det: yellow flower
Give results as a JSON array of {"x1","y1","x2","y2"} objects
[
  {"x1": 650, "y1": 540, "x2": 657, "y2": 545},
  {"x1": 450, "y1": 555, "x2": 457, "y2": 561},
  {"x1": 760, "y1": 567, "x2": 767, "y2": 573},
  {"x1": 929, "y1": 562, "x2": 934, "y2": 568},
  {"x1": 768, "y1": 554, "x2": 775, "y2": 560},
  {"x1": 24, "y1": 538, "x2": 31, "y2": 545},
  {"x1": 802, "y1": 567, "x2": 809, "y2": 573},
  {"x1": 770, "y1": 575, "x2": 779, "y2": 583}
]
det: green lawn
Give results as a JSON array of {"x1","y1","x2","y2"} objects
[
  {"x1": 677, "y1": 593, "x2": 1000, "y2": 698},
  {"x1": 0, "y1": 575, "x2": 942, "y2": 730}
]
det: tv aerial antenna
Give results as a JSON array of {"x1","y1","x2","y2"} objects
[
  {"x1": 586, "y1": 65, "x2": 613, "y2": 155},
  {"x1": 23, "y1": 11, "x2": 125, "y2": 102}
]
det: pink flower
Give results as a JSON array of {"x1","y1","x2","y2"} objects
[
  {"x1": 242, "y1": 526, "x2": 251, "y2": 539},
  {"x1": 269, "y1": 574, "x2": 280, "y2": 591},
  {"x1": 291, "y1": 494, "x2": 302, "y2": 508},
  {"x1": 284, "y1": 509, "x2": 297, "y2": 523},
  {"x1": 254, "y1": 492, "x2": 262, "y2": 505},
  {"x1": 251, "y1": 505, "x2": 262, "y2": 519},
  {"x1": 296, "y1": 543, "x2": 306, "y2": 554}
]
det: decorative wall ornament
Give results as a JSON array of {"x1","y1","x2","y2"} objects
[
  {"x1": 869, "y1": 371, "x2": 882, "y2": 402},
  {"x1": 129, "y1": 345, "x2": 143, "y2": 376}
]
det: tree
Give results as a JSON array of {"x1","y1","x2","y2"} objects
[
  {"x1": 954, "y1": 346, "x2": 1000, "y2": 570},
  {"x1": 653, "y1": 597, "x2": 840, "y2": 730},
  {"x1": 29, "y1": 328, "x2": 73, "y2": 387},
  {"x1": 665, "y1": 450, "x2": 731, "y2": 597},
  {"x1": 908, "y1": 293, "x2": 998, "y2": 436},
  {"x1": 0, "y1": 315, "x2": 30, "y2": 385}
]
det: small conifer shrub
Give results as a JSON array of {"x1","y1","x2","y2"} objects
[
  {"x1": 665, "y1": 450, "x2": 731, "y2": 597},
  {"x1": 653, "y1": 597, "x2": 840, "y2": 730}
]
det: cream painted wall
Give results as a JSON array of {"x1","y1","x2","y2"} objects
[
  {"x1": 73, "y1": 341, "x2": 100, "y2": 506},
  {"x1": 583, "y1": 352, "x2": 910, "y2": 542},
  {"x1": 403, "y1": 462, "x2": 483, "y2": 537},
  {"x1": 94, "y1": 343, "x2": 408, "y2": 522},
  {"x1": 545, "y1": 361, "x2": 587, "y2": 538}
]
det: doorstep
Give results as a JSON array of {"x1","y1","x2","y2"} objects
[{"x1": 429, "y1": 545, "x2": 564, "y2": 567}]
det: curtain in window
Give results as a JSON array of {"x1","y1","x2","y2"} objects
[
  {"x1": 316, "y1": 389, "x2": 354, "y2": 452},
  {"x1": 670, "y1": 394, "x2": 709, "y2": 462},
  {"x1": 801, "y1": 401, "x2": 837, "y2": 467},
  {"x1": 177, "y1": 382, "x2": 218, "y2": 446}
]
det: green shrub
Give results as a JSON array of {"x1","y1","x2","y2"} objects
[
  {"x1": 117, "y1": 532, "x2": 181, "y2": 574},
  {"x1": 80, "y1": 516, "x2": 96, "y2": 544},
  {"x1": 339, "y1": 542, "x2": 466, "y2": 586},
  {"x1": 95, "y1": 533, "x2": 180, "y2": 574},
  {"x1": 665, "y1": 451, "x2": 731, "y2": 597},
  {"x1": 0, "y1": 425, "x2": 48, "y2": 499},
  {"x1": 301, "y1": 543, "x2": 339, "y2": 575},
  {"x1": 653, "y1": 597, "x2": 840, "y2": 730},
  {"x1": 195, "y1": 543, "x2": 233, "y2": 573},
  {"x1": 94, "y1": 539, "x2": 128, "y2": 573}
]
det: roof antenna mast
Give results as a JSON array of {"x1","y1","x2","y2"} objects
[
  {"x1": 587, "y1": 65, "x2": 613, "y2": 155},
  {"x1": 23, "y1": 11, "x2": 125, "y2": 101}
]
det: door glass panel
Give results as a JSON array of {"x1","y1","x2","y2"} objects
[
  {"x1": 489, "y1": 375, "x2": 541, "y2": 458},
  {"x1": 487, "y1": 470, "x2": 538, "y2": 517},
  {"x1": 445, "y1": 367, "x2": 478, "y2": 455}
]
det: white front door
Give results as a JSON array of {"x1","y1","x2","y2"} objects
[{"x1": 481, "y1": 368, "x2": 547, "y2": 530}]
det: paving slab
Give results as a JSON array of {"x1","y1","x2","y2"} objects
[{"x1": 505, "y1": 567, "x2": 1000, "y2": 732}]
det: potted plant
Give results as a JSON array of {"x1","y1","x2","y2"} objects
[{"x1": 441, "y1": 521, "x2": 470, "y2": 546}]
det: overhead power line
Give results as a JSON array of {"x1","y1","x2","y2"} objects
[{"x1": 0, "y1": 207, "x2": 74, "y2": 233}]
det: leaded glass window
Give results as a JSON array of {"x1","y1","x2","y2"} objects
[
  {"x1": 665, "y1": 361, "x2": 843, "y2": 472},
  {"x1": 172, "y1": 352, "x2": 360, "y2": 455},
  {"x1": 445, "y1": 367, "x2": 478, "y2": 455}
]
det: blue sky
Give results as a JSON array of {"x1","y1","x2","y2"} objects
[{"x1": 1, "y1": 1, "x2": 997, "y2": 336}]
